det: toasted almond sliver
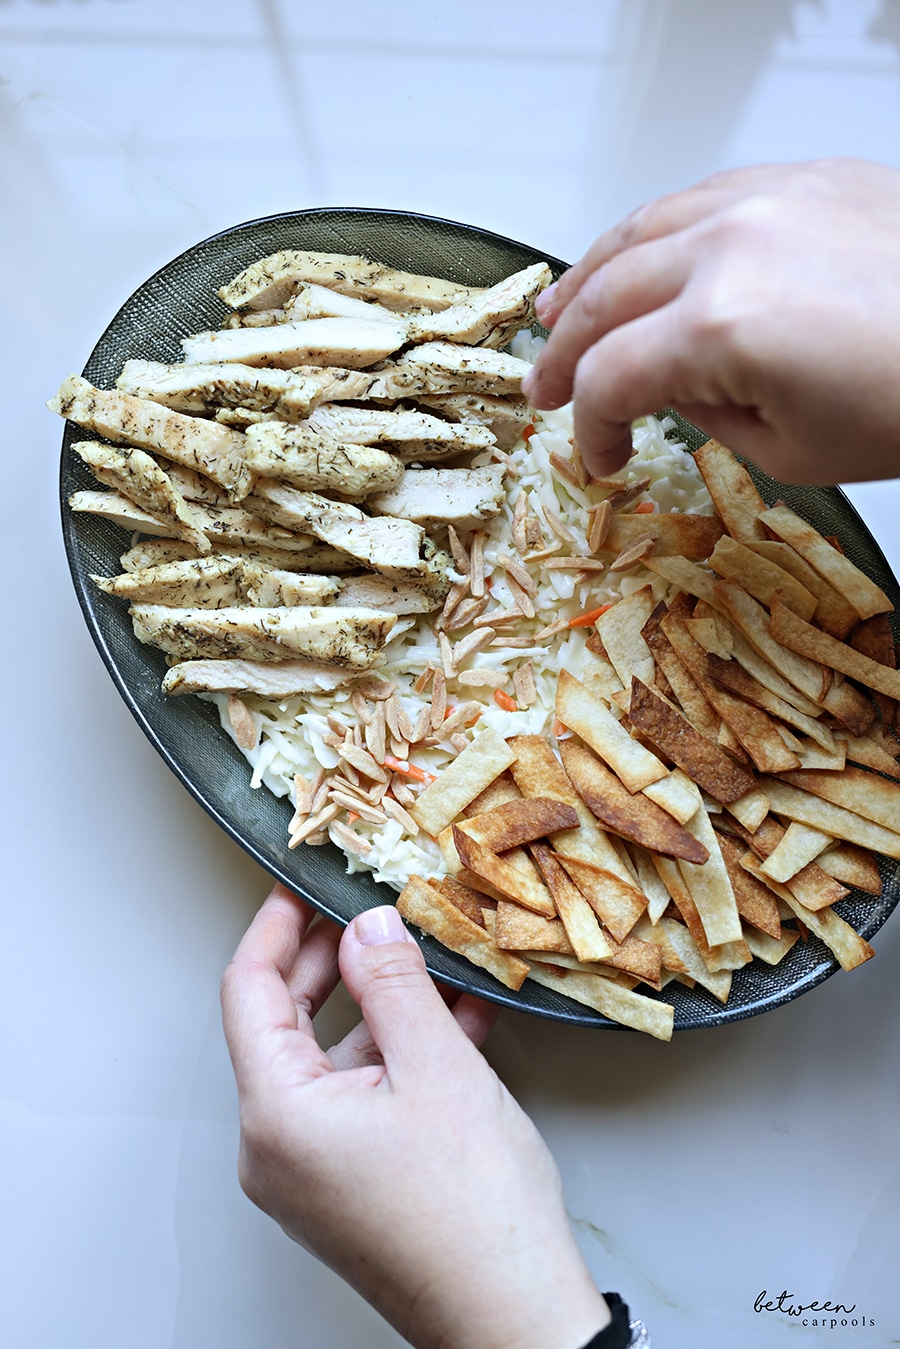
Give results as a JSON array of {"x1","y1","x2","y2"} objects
[
  {"x1": 607, "y1": 476, "x2": 652, "y2": 511},
  {"x1": 445, "y1": 596, "x2": 490, "y2": 631},
  {"x1": 382, "y1": 795, "x2": 419, "y2": 834},
  {"x1": 410, "y1": 705, "x2": 432, "y2": 743},
  {"x1": 513, "y1": 660, "x2": 537, "y2": 708},
  {"x1": 386, "y1": 693, "x2": 415, "y2": 742},
  {"x1": 349, "y1": 690, "x2": 372, "y2": 725},
  {"x1": 457, "y1": 668, "x2": 510, "y2": 689},
  {"x1": 512, "y1": 491, "x2": 528, "y2": 554},
  {"x1": 589, "y1": 499, "x2": 613, "y2": 553},
  {"x1": 610, "y1": 532, "x2": 656, "y2": 572},
  {"x1": 543, "y1": 556, "x2": 608, "y2": 572},
  {"x1": 330, "y1": 821, "x2": 372, "y2": 856},
  {"x1": 450, "y1": 733, "x2": 470, "y2": 753},
  {"x1": 498, "y1": 552, "x2": 538, "y2": 596},
  {"x1": 491, "y1": 445, "x2": 518, "y2": 477},
  {"x1": 541, "y1": 503, "x2": 578, "y2": 544},
  {"x1": 337, "y1": 743, "x2": 390, "y2": 783},
  {"x1": 490, "y1": 635, "x2": 538, "y2": 648},
  {"x1": 470, "y1": 531, "x2": 485, "y2": 598},
  {"x1": 506, "y1": 575, "x2": 536, "y2": 618},
  {"x1": 569, "y1": 438, "x2": 589, "y2": 489},
  {"x1": 289, "y1": 802, "x2": 341, "y2": 847},
  {"x1": 227, "y1": 694, "x2": 258, "y2": 750},
  {"x1": 473, "y1": 607, "x2": 522, "y2": 627},
  {"x1": 328, "y1": 790, "x2": 389, "y2": 824},
  {"x1": 390, "y1": 736, "x2": 410, "y2": 760},
  {"x1": 549, "y1": 449, "x2": 582, "y2": 488},
  {"x1": 391, "y1": 776, "x2": 417, "y2": 806},
  {"x1": 364, "y1": 700, "x2": 387, "y2": 763},
  {"x1": 439, "y1": 631, "x2": 455, "y2": 676},
  {"x1": 534, "y1": 618, "x2": 569, "y2": 641},
  {"x1": 440, "y1": 701, "x2": 483, "y2": 735},
  {"x1": 413, "y1": 666, "x2": 436, "y2": 695},
  {"x1": 431, "y1": 669, "x2": 447, "y2": 730},
  {"x1": 355, "y1": 676, "x2": 396, "y2": 701},
  {"x1": 446, "y1": 525, "x2": 470, "y2": 574},
  {"x1": 437, "y1": 576, "x2": 470, "y2": 630},
  {"x1": 453, "y1": 627, "x2": 497, "y2": 665},
  {"x1": 290, "y1": 772, "x2": 314, "y2": 823},
  {"x1": 525, "y1": 517, "x2": 545, "y2": 549}
]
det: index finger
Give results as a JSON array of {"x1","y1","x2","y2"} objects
[{"x1": 221, "y1": 883, "x2": 335, "y2": 1090}]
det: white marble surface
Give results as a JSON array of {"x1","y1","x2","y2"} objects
[{"x1": 3, "y1": 1, "x2": 900, "y2": 1345}]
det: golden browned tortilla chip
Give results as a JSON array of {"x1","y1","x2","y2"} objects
[
  {"x1": 693, "y1": 439, "x2": 767, "y2": 542},
  {"x1": 396, "y1": 875, "x2": 529, "y2": 990},
  {"x1": 769, "y1": 599, "x2": 900, "y2": 701},
  {"x1": 451, "y1": 826, "x2": 557, "y2": 918},
  {"x1": 627, "y1": 676, "x2": 756, "y2": 803},
  {"x1": 759, "y1": 503, "x2": 892, "y2": 621},
  {"x1": 457, "y1": 796, "x2": 579, "y2": 852}
]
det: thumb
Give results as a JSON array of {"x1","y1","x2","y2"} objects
[{"x1": 338, "y1": 905, "x2": 466, "y2": 1079}]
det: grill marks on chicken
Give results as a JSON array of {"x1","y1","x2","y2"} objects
[{"x1": 56, "y1": 247, "x2": 551, "y2": 697}]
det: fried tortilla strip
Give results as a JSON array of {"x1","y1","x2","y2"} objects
[
  {"x1": 411, "y1": 727, "x2": 515, "y2": 836},
  {"x1": 778, "y1": 765, "x2": 900, "y2": 835},
  {"x1": 816, "y1": 843, "x2": 883, "y2": 895},
  {"x1": 627, "y1": 677, "x2": 756, "y2": 803},
  {"x1": 745, "y1": 540, "x2": 856, "y2": 640},
  {"x1": 643, "y1": 612, "x2": 722, "y2": 740},
  {"x1": 643, "y1": 555, "x2": 719, "y2": 608},
  {"x1": 742, "y1": 926, "x2": 801, "y2": 966},
  {"x1": 556, "y1": 670, "x2": 668, "y2": 793},
  {"x1": 769, "y1": 599, "x2": 900, "y2": 701},
  {"x1": 529, "y1": 843, "x2": 615, "y2": 962},
  {"x1": 601, "y1": 513, "x2": 724, "y2": 561},
  {"x1": 673, "y1": 778, "x2": 744, "y2": 947},
  {"x1": 759, "y1": 503, "x2": 892, "y2": 620},
  {"x1": 693, "y1": 439, "x2": 767, "y2": 542},
  {"x1": 850, "y1": 613, "x2": 897, "y2": 726},
  {"x1": 507, "y1": 735, "x2": 639, "y2": 885},
  {"x1": 738, "y1": 855, "x2": 874, "y2": 972},
  {"x1": 559, "y1": 740, "x2": 709, "y2": 864},
  {"x1": 553, "y1": 854, "x2": 648, "y2": 943},
  {"x1": 437, "y1": 875, "x2": 492, "y2": 927},
  {"x1": 462, "y1": 773, "x2": 522, "y2": 815},
  {"x1": 710, "y1": 579, "x2": 830, "y2": 703},
  {"x1": 758, "y1": 821, "x2": 833, "y2": 883},
  {"x1": 661, "y1": 615, "x2": 802, "y2": 773},
  {"x1": 50, "y1": 374, "x2": 252, "y2": 501},
  {"x1": 451, "y1": 827, "x2": 556, "y2": 919},
  {"x1": 595, "y1": 586, "x2": 656, "y2": 688},
  {"x1": 704, "y1": 652, "x2": 836, "y2": 753},
  {"x1": 707, "y1": 534, "x2": 818, "y2": 621},
  {"x1": 715, "y1": 832, "x2": 783, "y2": 938},
  {"x1": 760, "y1": 778, "x2": 900, "y2": 858},
  {"x1": 641, "y1": 768, "x2": 703, "y2": 826},
  {"x1": 456, "y1": 797, "x2": 579, "y2": 852},
  {"x1": 495, "y1": 901, "x2": 573, "y2": 954},
  {"x1": 525, "y1": 963, "x2": 674, "y2": 1041},
  {"x1": 396, "y1": 876, "x2": 528, "y2": 991},
  {"x1": 639, "y1": 915, "x2": 734, "y2": 1002},
  {"x1": 724, "y1": 787, "x2": 771, "y2": 833}
]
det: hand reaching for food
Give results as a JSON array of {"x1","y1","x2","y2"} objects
[
  {"x1": 523, "y1": 158, "x2": 900, "y2": 485},
  {"x1": 220, "y1": 883, "x2": 611, "y2": 1349}
]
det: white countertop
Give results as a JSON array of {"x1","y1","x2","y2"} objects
[{"x1": 3, "y1": 3, "x2": 900, "y2": 1345}]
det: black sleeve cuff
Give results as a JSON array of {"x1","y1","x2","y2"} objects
[{"x1": 579, "y1": 1293, "x2": 632, "y2": 1349}]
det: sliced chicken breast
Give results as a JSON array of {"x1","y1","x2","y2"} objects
[
  {"x1": 244, "y1": 422, "x2": 403, "y2": 496},
  {"x1": 50, "y1": 374, "x2": 252, "y2": 500},
  {"x1": 334, "y1": 574, "x2": 442, "y2": 614},
  {"x1": 407, "y1": 264, "x2": 552, "y2": 348},
  {"x1": 181, "y1": 317, "x2": 408, "y2": 370},
  {"x1": 131, "y1": 604, "x2": 396, "y2": 669},
  {"x1": 415, "y1": 392, "x2": 532, "y2": 449},
  {"x1": 116, "y1": 359, "x2": 374, "y2": 419},
  {"x1": 94, "y1": 556, "x2": 340, "y2": 608},
  {"x1": 305, "y1": 404, "x2": 496, "y2": 459},
  {"x1": 283, "y1": 283, "x2": 403, "y2": 325},
  {"x1": 369, "y1": 466, "x2": 507, "y2": 529},
  {"x1": 74, "y1": 441, "x2": 211, "y2": 553},
  {"x1": 367, "y1": 343, "x2": 531, "y2": 398},
  {"x1": 162, "y1": 657, "x2": 358, "y2": 697},
  {"x1": 218, "y1": 249, "x2": 484, "y2": 314}
]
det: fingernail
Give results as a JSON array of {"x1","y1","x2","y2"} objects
[
  {"x1": 535, "y1": 281, "x2": 557, "y2": 320},
  {"x1": 354, "y1": 905, "x2": 409, "y2": 946}
]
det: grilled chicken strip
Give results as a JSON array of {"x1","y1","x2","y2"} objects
[
  {"x1": 415, "y1": 392, "x2": 532, "y2": 449},
  {"x1": 162, "y1": 657, "x2": 358, "y2": 697},
  {"x1": 248, "y1": 481, "x2": 451, "y2": 589},
  {"x1": 73, "y1": 441, "x2": 211, "y2": 553},
  {"x1": 50, "y1": 374, "x2": 252, "y2": 501},
  {"x1": 181, "y1": 317, "x2": 408, "y2": 370},
  {"x1": 305, "y1": 404, "x2": 496, "y2": 459},
  {"x1": 218, "y1": 249, "x2": 485, "y2": 314},
  {"x1": 407, "y1": 264, "x2": 552, "y2": 348},
  {"x1": 368, "y1": 343, "x2": 531, "y2": 399},
  {"x1": 243, "y1": 422, "x2": 404, "y2": 496},
  {"x1": 69, "y1": 489, "x2": 320, "y2": 555},
  {"x1": 283, "y1": 282, "x2": 404, "y2": 326},
  {"x1": 369, "y1": 466, "x2": 506, "y2": 530},
  {"x1": 116, "y1": 359, "x2": 374, "y2": 419},
  {"x1": 94, "y1": 556, "x2": 341, "y2": 608},
  {"x1": 118, "y1": 537, "x2": 360, "y2": 575},
  {"x1": 131, "y1": 604, "x2": 396, "y2": 669},
  {"x1": 335, "y1": 574, "x2": 442, "y2": 614}
]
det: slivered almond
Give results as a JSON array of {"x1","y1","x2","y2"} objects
[
  {"x1": 498, "y1": 552, "x2": 537, "y2": 596},
  {"x1": 610, "y1": 532, "x2": 656, "y2": 572},
  {"x1": 431, "y1": 670, "x2": 447, "y2": 729},
  {"x1": 439, "y1": 631, "x2": 455, "y2": 676},
  {"x1": 328, "y1": 790, "x2": 388, "y2": 824},
  {"x1": 457, "y1": 669, "x2": 510, "y2": 689},
  {"x1": 543, "y1": 556, "x2": 607, "y2": 571},
  {"x1": 525, "y1": 517, "x2": 544, "y2": 549},
  {"x1": 411, "y1": 705, "x2": 432, "y2": 743},
  {"x1": 588, "y1": 499, "x2": 612, "y2": 552},
  {"x1": 450, "y1": 733, "x2": 470, "y2": 753},
  {"x1": 491, "y1": 445, "x2": 518, "y2": 476},
  {"x1": 447, "y1": 525, "x2": 470, "y2": 574},
  {"x1": 550, "y1": 450, "x2": 582, "y2": 488},
  {"x1": 445, "y1": 595, "x2": 490, "y2": 631},
  {"x1": 527, "y1": 543, "x2": 563, "y2": 561},
  {"x1": 321, "y1": 731, "x2": 345, "y2": 748},
  {"x1": 437, "y1": 576, "x2": 469, "y2": 630},
  {"x1": 506, "y1": 575, "x2": 536, "y2": 618},
  {"x1": 226, "y1": 695, "x2": 258, "y2": 750},
  {"x1": 542, "y1": 503, "x2": 578, "y2": 544},
  {"x1": 364, "y1": 701, "x2": 387, "y2": 763},
  {"x1": 473, "y1": 607, "x2": 523, "y2": 627},
  {"x1": 490, "y1": 635, "x2": 537, "y2": 648},
  {"x1": 327, "y1": 714, "x2": 346, "y2": 735},
  {"x1": 390, "y1": 736, "x2": 410, "y2": 760},
  {"x1": 382, "y1": 795, "x2": 419, "y2": 834},
  {"x1": 386, "y1": 693, "x2": 415, "y2": 742},
  {"x1": 310, "y1": 774, "x2": 330, "y2": 815},
  {"x1": 390, "y1": 776, "x2": 417, "y2": 807},
  {"x1": 330, "y1": 821, "x2": 372, "y2": 856},
  {"x1": 513, "y1": 660, "x2": 537, "y2": 708},
  {"x1": 569, "y1": 438, "x2": 589, "y2": 488},
  {"x1": 350, "y1": 690, "x2": 372, "y2": 725},
  {"x1": 289, "y1": 773, "x2": 314, "y2": 828},
  {"x1": 606, "y1": 477, "x2": 651, "y2": 510},
  {"x1": 535, "y1": 618, "x2": 569, "y2": 641},
  {"x1": 452, "y1": 627, "x2": 497, "y2": 664},
  {"x1": 413, "y1": 667, "x2": 436, "y2": 695},
  {"x1": 355, "y1": 677, "x2": 396, "y2": 700},
  {"x1": 304, "y1": 830, "x2": 329, "y2": 845},
  {"x1": 337, "y1": 743, "x2": 390, "y2": 783},
  {"x1": 441, "y1": 701, "x2": 484, "y2": 735},
  {"x1": 470, "y1": 532, "x2": 485, "y2": 597},
  {"x1": 512, "y1": 492, "x2": 528, "y2": 554},
  {"x1": 289, "y1": 802, "x2": 340, "y2": 847}
]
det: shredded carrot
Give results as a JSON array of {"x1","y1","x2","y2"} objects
[
  {"x1": 347, "y1": 811, "x2": 360, "y2": 824},
  {"x1": 568, "y1": 603, "x2": 614, "y2": 628},
  {"x1": 494, "y1": 689, "x2": 518, "y2": 712},
  {"x1": 633, "y1": 500, "x2": 656, "y2": 513},
  {"x1": 444, "y1": 705, "x2": 455, "y2": 719},
  {"x1": 522, "y1": 422, "x2": 536, "y2": 441},
  {"x1": 384, "y1": 754, "x2": 436, "y2": 784}
]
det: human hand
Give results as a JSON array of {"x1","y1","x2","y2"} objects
[
  {"x1": 523, "y1": 158, "x2": 900, "y2": 484},
  {"x1": 221, "y1": 885, "x2": 610, "y2": 1349}
]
